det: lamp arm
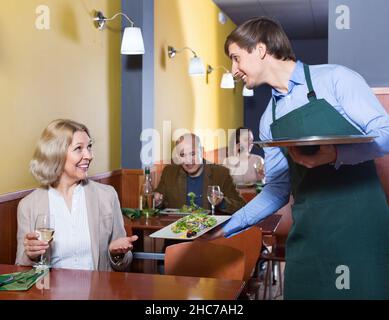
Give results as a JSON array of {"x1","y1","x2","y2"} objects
[
  {"x1": 103, "y1": 12, "x2": 135, "y2": 27},
  {"x1": 207, "y1": 65, "x2": 231, "y2": 74},
  {"x1": 175, "y1": 46, "x2": 198, "y2": 57},
  {"x1": 218, "y1": 66, "x2": 230, "y2": 73}
]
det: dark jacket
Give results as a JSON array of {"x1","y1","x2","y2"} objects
[{"x1": 154, "y1": 163, "x2": 245, "y2": 214}]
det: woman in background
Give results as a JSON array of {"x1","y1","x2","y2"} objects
[
  {"x1": 16, "y1": 119, "x2": 137, "y2": 271},
  {"x1": 223, "y1": 126, "x2": 265, "y2": 186}
]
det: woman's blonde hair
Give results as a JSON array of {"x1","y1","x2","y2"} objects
[{"x1": 30, "y1": 119, "x2": 91, "y2": 187}]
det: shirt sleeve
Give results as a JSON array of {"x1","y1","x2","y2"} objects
[
  {"x1": 223, "y1": 107, "x2": 291, "y2": 237},
  {"x1": 332, "y1": 66, "x2": 389, "y2": 168},
  {"x1": 109, "y1": 188, "x2": 133, "y2": 271}
]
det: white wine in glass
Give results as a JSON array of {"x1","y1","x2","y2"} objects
[
  {"x1": 36, "y1": 228, "x2": 55, "y2": 242},
  {"x1": 34, "y1": 214, "x2": 55, "y2": 269},
  {"x1": 207, "y1": 185, "x2": 223, "y2": 215}
]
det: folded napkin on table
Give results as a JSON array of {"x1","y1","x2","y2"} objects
[{"x1": 0, "y1": 268, "x2": 47, "y2": 291}]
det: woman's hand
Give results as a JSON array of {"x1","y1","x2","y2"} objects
[
  {"x1": 24, "y1": 232, "x2": 49, "y2": 261},
  {"x1": 288, "y1": 145, "x2": 337, "y2": 168},
  {"x1": 109, "y1": 235, "x2": 138, "y2": 255}
]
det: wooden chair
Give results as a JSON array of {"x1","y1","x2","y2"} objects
[
  {"x1": 164, "y1": 241, "x2": 245, "y2": 281},
  {"x1": 209, "y1": 226, "x2": 262, "y2": 281},
  {"x1": 209, "y1": 226, "x2": 262, "y2": 299}
]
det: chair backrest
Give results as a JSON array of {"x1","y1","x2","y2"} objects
[
  {"x1": 164, "y1": 241, "x2": 245, "y2": 281},
  {"x1": 274, "y1": 199, "x2": 293, "y2": 245},
  {"x1": 209, "y1": 226, "x2": 262, "y2": 280}
]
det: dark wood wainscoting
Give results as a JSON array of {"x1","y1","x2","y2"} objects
[{"x1": 0, "y1": 189, "x2": 34, "y2": 266}]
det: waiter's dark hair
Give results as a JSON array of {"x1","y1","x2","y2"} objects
[{"x1": 225, "y1": 17, "x2": 296, "y2": 61}]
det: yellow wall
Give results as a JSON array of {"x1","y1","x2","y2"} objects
[
  {"x1": 154, "y1": 0, "x2": 243, "y2": 159},
  {"x1": 0, "y1": 0, "x2": 121, "y2": 194}
]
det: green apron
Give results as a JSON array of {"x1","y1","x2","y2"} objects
[{"x1": 270, "y1": 64, "x2": 389, "y2": 299}]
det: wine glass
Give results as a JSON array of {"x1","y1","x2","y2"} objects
[
  {"x1": 253, "y1": 160, "x2": 265, "y2": 184},
  {"x1": 34, "y1": 214, "x2": 55, "y2": 270},
  {"x1": 207, "y1": 186, "x2": 223, "y2": 215}
]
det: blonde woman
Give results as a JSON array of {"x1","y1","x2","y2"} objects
[{"x1": 16, "y1": 119, "x2": 137, "y2": 271}]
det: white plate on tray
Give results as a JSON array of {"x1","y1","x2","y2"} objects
[
  {"x1": 159, "y1": 208, "x2": 210, "y2": 215},
  {"x1": 149, "y1": 215, "x2": 231, "y2": 240},
  {"x1": 254, "y1": 135, "x2": 376, "y2": 148}
]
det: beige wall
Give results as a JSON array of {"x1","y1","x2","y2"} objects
[
  {"x1": 0, "y1": 0, "x2": 122, "y2": 194},
  {"x1": 154, "y1": 0, "x2": 243, "y2": 160}
]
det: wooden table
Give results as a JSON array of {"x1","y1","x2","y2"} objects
[
  {"x1": 0, "y1": 264, "x2": 244, "y2": 300},
  {"x1": 126, "y1": 213, "x2": 282, "y2": 273},
  {"x1": 237, "y1": 187, "x2": 258, "y2": 203}
]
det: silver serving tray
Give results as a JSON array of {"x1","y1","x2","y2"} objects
[{"x1": 254, "y1": 135, "x2": 376, "y2": 148}]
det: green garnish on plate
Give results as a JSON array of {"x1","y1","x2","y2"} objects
[{"x1": 171, "y1": 213, "x2": 217, "y2": 237}]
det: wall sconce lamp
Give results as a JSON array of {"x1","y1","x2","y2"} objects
[
  {"x1": 93, "y1": 11, "x2": 145, "y2": 55},
  {"x1": 243, "y1": 86, "x2": 254, "y2": 97},
  {"x1": 167, "y1": 46, "x2": 206, "y2": 76},
  {"x1": 207, "y1": 65, "x2": 235, "y2": 89}
]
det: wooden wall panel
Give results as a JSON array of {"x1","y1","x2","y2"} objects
[
  {"x1": 121, "y1": 169, "x2": 143, "y2": 208},
  {"x1": 0, "y1": 189, "x2": 33, "y2": 264},
  {"x1": 0, "y1": 199, "x2": 19, "y2": 265},
  {"x1": 91, "y1": 170, "x2": 122, "y2": 204}
]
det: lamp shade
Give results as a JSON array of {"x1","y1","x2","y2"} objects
[
  {"x1": 243, "y1": 86, "x2": 254, "y2": 96},
  {"x1": 120, "y1": 27, "x2": 145, "y2": 55},
  {"x1": 220, "y1": 72, "x2": 235, "y2": 89},
  {"x1": 188, "y1": 56, "x2": 205, "y2": 76}
]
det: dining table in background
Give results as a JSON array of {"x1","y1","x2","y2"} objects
[{"x1": 125, "y1": 211, "x2": 283, "y2": 274}]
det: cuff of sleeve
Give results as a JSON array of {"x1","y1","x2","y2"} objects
[
  {"x1": 222, "y1": 214, "x2": 243, "y2": 238},
  {"x1": 109, "y1": 251, "x2": 133, "y2": 271},
  {"x1": 17, "y1": 253, "x2": 36, "y2": 267},
  {"x1": 109, "y1": 252, "x2": 125, "y2": 265}
]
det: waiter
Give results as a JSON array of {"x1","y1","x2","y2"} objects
[{"x1": 207, "y1": 17, "x2": 389, "y2": 299}]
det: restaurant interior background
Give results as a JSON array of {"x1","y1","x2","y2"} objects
[{"x1": 1, "y1": 0, "x2": 389, "y2": 264}]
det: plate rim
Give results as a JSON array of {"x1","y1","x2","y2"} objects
[{"x1": 159, "y1": 208, "x2": 211, "y2": 215}]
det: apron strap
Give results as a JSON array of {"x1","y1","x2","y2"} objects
[
  {"x1": 272, "y1": 96, "x2": 277, "y2": 122},
  {"x1": 272, "y1": 63, "x2": 317, "y2": 122},
  {"x1": 303, "y1": 64, "x2": 317, "y2": 102}
]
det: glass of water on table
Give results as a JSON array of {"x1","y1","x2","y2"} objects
[{"x1": 207, "y1": 186, "x2": 223, "y2": 215}]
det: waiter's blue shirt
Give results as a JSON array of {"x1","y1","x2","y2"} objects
[{"x1": 223, "y1": 60, "x2": 389, "y2": 237}]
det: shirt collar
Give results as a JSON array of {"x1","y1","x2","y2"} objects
[
  {"x1": 49, "y1": 183, "x2": 83, "y2": 197},
  {"x1": 272, "y1": 60, "x2": 305, "y2": 100}
]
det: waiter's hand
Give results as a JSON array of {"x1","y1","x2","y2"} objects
[
  {"x1": 288, "y1": 145, "x2": 337, "y2": 168},
  {"x1": 198, "y1": 225, "x2": 225, "y2": 241}
]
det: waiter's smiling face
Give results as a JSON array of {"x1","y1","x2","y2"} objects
[{"x1": 228, "y1": 42, "x2": 267, "y2": 89}]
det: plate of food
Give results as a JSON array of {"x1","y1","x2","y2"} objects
[
  {"x1": 149, "y1": 213, "x2": 231, "y2": 240},
  {"x1": 254, "y1": 135, "x2": 376, "y2": 148}
]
